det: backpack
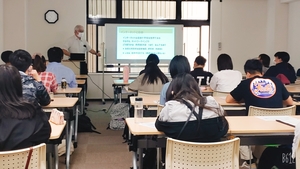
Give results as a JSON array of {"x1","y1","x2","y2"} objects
[
  {"x1": 78, "y1": 114, "x2": 101, "y2": 134},
  {"x1": 108, "y1": 103, "x2": 129, "y2": 130},
  {"x1": 257, "y1": 145, "x2": 295, "y2": 169}
]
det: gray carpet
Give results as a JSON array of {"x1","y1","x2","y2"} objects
[{"x1": 58, "y1": 100, "x2": 132, "y2": 169}]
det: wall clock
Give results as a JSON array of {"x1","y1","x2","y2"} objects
[{"x1": 45, "y1": 10, "x2": 59, "y2": 24}]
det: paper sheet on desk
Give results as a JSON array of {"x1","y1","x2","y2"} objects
[
  {"x1": 139, "y1": 122, "x2": 156, "y2": 129},
  {"x1": 256, "y1": 116, "x2": 284, "y2": 121}
]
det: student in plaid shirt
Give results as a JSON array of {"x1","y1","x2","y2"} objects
[{"x1": 32, "y1": 54, "x2": 58, "y2": 93}]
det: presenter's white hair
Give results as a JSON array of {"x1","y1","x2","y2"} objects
[{"x1": 74, "y1": 25, "x2": 83, "y2": 31}]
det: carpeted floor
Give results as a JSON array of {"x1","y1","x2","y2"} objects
[{"x1": 58, "y1": 100, "x2": 132, "y2": 169}]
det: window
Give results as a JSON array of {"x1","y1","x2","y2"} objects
[{"x1": 87, "y1": 0, "x2": 210, "y2": 73}]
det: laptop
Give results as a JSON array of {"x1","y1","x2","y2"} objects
[{"x1": 69, "y1": 53, "x2": 85, "y2": 61}]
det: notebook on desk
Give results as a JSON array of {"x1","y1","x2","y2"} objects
[
  {"x1": 276, "y1": 116, "x2": 300, "y2": 127},
  {"x1": 69, "y1": 53, "x2": 85, "y2": 61}
]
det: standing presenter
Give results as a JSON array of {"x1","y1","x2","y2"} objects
[{"x1": 62, "y1": 25, "x2": 101, "y2": 57}]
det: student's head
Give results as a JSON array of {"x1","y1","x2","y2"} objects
[
  {"x1": 217, "y1": 54, "x2": 233, "y2": 71},
  {"x1": 169, "y1": 55, "x2": 190, "y2": 79},
  {"x1": 74, "y1": 25, "x2": 84, "y2": 39},
  {"x1": 0, "y1": 65, "x2": 23, "y2": 99},
  {"x1": 9, "y1": 49, "x2": 32, "y2": 72},
  {"x1": 166, "y1": 73, "x2": 205, "y2": 107},
  {"x1": 48, "y1": 47, "x2": 64, "y2": 63},
  {"x1": 146, "y1": 54, "x2": 159, "y2": 65},
  {"x1": 274, "y1": 51, "x2": 290, "y2": 64},
  {"x1": 258, "y1": 54, "x2": 270, "y2": 68},
  {"x1": 194, "y1": 56, "x2": 206, "y2": 68},
  {"x1": 0, "y1": 65, "x2": 35, "y2": 119},
  {"x1": 244, "y1": 59, "x2": 262, "y2": 78},
  {"x1": 142, "y1": 54, "x2": 168, "y2": 85},
  {"x1": 1, "y1": 50, "x2": 13, "y2": 64},
  {"x1": 32, "y1": 54, "x2": 46, "y2": 73}
]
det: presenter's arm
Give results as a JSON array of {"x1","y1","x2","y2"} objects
[
  {"x1": 62, "y1": 49, "x2": 71, "y2": 57},
  {"x1": 89, "y1": 49, "x2": 101, "y2": 57}
]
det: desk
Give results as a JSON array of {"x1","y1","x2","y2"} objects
[
  {"x1": 49, "y1": 121, "x2": 66, "y2": 169},
  {"x1": 125, "y1": 116, "x2": 299, "y2": 169},
  {"x1": 44, "y1": 97, "x2": 78, "y2": 169},
  {"x1": 55, "y1": 88, "x2": 82, "y2": 148},
  {"x1": 113, "y1": 79, "x2": 135, "y2": 103},
  {"x1": 130, "y1": 95, "x2": 160, "y2": 106},
  {"x1": 75, "y1": 74, "x2": 88, "y2": 79},
  {"x1": 286, "y1": 85, "x2": 300, "y2": 94},
  {"x1": 76, "y1": 79, "x2": 87, "y2": 106}
]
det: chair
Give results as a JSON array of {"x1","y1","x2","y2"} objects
[
  {"x1": 248, "y1": 105, "x2": 296, "y2": 116},
  {"x1": 165, "y1": 137, "x2": 240, "y2": 169},
  {"x1": 0, "y1": 143, "x2": 46, "y2": 169}
]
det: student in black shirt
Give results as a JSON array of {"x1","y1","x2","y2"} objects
[{"x1": 190, "y1": 56, "x2": 213, "y2": 85}]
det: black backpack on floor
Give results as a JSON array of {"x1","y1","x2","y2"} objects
[
  {"x1": 78, "y1": 115, "x2": 101, "y2": 134},
  {"x1": 257, "y1": 145, "x2": 295, "y2": 169}
]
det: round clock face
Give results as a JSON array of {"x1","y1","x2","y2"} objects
[{"x1": 45, "y1": 10, "x2": 59, "y2": 24}]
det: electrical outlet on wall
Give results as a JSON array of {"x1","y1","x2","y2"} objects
[{"x1": 218, "y1": 42, "x2": 222, "y2": 51}]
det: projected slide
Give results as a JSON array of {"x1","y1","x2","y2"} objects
[{"x1": 117, "y1": 27, "x2": 175, "y2": 60}]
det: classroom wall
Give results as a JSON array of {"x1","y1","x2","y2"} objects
[
  {"x1": 1, "y1": 0, "x2": 299, "y2": 99},
  {"x1": 2, "y1": 0, "x2": 85, "y2": 58},
  {"x1": 287, "y1": 1, "x2": 300, "y2": 72},
  {"x1": 210, "y1": 0, "x2": 289, "y2": 73}
]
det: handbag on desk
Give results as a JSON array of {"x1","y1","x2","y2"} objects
[{"x1": 50, "y1": 109, "x2": 64, "y2": 125}]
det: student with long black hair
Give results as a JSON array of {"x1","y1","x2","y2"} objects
[
  {"x1": 0, "y1": 65, "x2": 51, "y2": 151},
  {"x1": 128, "y1": 54, "x2": 168, "y2": 93}
]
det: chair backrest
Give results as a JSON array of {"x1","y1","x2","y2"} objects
[
  {"x1": 248, "y1": 105, "x2": 296, "y2": 116},
  {"x1": 0, "y1": 143, "x2": 46, "y2": 169},
  {"x1": 165, "y1": 137, "x2": 240, "y2": 169}
]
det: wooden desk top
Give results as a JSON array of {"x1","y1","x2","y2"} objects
[
  {"x1": 285, "y1": 85, "x2": 300, "y2": 93},
  {"x1": 43, "y1": 98, "x2": 78, "y2": 108},
  {"x1": 113, "y1": 79, "x2": 134, "y2": 85},
  {"x1": 126, "y1": 116, "x2": 300, "y2": 136},
  {"x1": 130, "y1": 95, "x2": 160, "y2": 106},
  {"x1": 55, "y1": 87, "x2": 82, "y2": 94},
  {"x1": 75, "y1": 75, "x2": 88, "y2": 79},
  {"x1": 213, "y1": 96, "x2": 245, "y2": 106},
  {"x1": 201, "y1": 86, "x2": 214, "y2": 93},
  {"x1": 76, "y1": 79, "x2": 86, "y2": 85},
  {"x1": 49, "y1": 121, "x2": 66, "y2": 140}
]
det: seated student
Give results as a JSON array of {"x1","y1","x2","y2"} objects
[
  {"x1": 139, "y1": 53, "x2": 159, "y2": 75},
  {"x1": 46, "y1": 47, "x2": 77, "y2": 88},
  {"x1": 129, "y1": 54, "x2": 168, "y2": 93},
  {"x1": 264, "y1": 51, "x2": 297, "y2": 83},
  {"x1": 1, "y1": 50, "x2": 13, "y2": 65},
  {"x1": 32, "y1": 54, "x2": 58, "y2": 93},
  {"x1": 209, "y1": 53, "x2": 242, "y2": 93},
  {"x1": 9, "y1": 49, "x2": 50, "y2": 106},
  {"x1": 159, "y1": 55, "x2": 192, "y2": 105},
  {"x1": 156, "y1": 73, "x2": 228, "y2": 142},
  {"x1": 0, "y1": 65, "x2": 51, "y2": 151},
  {"x1": 190, "y1": 55, "x2": 213, "y2": 85},
  {"x1": 258, "y1": 53, "x2": 270, "y2": 74},
  {"x1": 226, "y1": 59, "x2": 293, "y2": 168}
]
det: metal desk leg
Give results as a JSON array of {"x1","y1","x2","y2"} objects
[
  {"x1": 138, "y1": 148, "x2": 143, "y2": 169},
  {"x1": 74, "y1": 102, "x2": 80, "y2": 148},
  {"x1": 132, "y1": 152, "x2": 138, "y2": 169},
  {"x1": 66, "y1": 120, "x2": 73, "y2": 169},
  {"x1": 54, "y1": 145, "x2": 59, "y2": 169},
  {"x1": 119, "y1": 88, "x2": 122, "y2": 103}
]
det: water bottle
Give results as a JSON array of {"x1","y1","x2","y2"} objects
[
  {"x1": 61, "y1": 78, "x2": 67, "y2": 89},
  {"x1": 134, "y1": 97, "x2": 143, "y2": 123}
]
